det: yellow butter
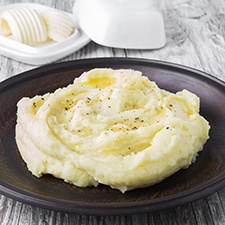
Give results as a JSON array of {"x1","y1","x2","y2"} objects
[{"x1": 40, "y1": 9, "x2": 74, "y2": 42}]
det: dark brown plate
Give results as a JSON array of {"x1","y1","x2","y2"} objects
[{"x1": 0, "y1": 58, "x2": 225, "y2": 215}]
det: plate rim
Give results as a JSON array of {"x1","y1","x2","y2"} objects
[
  {"x1": 1, "y1": 57, "x2": 225, "y2": 88},
  {"x1": 1, "y1": 57, "x2": 225, "y2": 215}
]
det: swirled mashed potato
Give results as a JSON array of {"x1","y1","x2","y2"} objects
[{"x1": 16, "y1": 69, "x2": 210, "y2": 192}]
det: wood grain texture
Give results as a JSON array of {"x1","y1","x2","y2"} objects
[{"x1": 1, "y1": 0, "x2": 225, "y2": 224}]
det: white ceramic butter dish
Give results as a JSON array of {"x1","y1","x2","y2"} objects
[
  {"x1": 0, "y1": 3, "x2": 90, "y2": 65},
  {"x1": 73, "y1": 0, "x2": 166, "y2": 49}
]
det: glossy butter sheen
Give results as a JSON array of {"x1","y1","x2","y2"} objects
[{"x1": 15, "y1": 69, "x2": 210, "y2": 192}]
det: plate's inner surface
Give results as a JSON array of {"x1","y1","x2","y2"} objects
[{"x1": 0, "y1": 58, "x2": 225, "y2": 214}]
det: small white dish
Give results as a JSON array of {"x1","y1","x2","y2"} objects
[
  {"x1": 0, "y1": 3, "x2": 90, "y2": 65},
  {"x1": 73, "y1": 0, "x2": 166, "y2": 49}
]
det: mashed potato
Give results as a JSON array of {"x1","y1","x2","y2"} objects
[{"x1": 15, "y1": 68, "x2": 210, "y2": 192}]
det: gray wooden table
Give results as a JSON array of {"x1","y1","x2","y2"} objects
[{"x1": 1, "y1": 0, "x2": 225, "y2": 224}]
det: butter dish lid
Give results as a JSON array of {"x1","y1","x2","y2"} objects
[
  {"x1": 72, "y1": 0, "x2": 166, "y2": 50},
  {"x1": 0, "y1": 3, "x2": 90, "y2": 65}
]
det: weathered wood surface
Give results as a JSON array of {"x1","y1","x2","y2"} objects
[{"x1": 1, "y1": 0, "x2": 225, "y2": 224}]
